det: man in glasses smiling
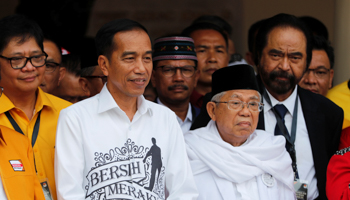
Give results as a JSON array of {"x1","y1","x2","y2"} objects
[
  {"x1": 151, "y1": 36, "x2": 200, "y2": 133},
  {"x1": 0, "y1": 14, "x2": 71, "y2": 200},
  {"x1": 299, "y1": 35, "x2": 334, "y2": 96}
]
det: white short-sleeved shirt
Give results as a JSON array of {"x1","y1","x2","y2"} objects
[{"x1": 55, "y1": 85, "x2": 198, "y2": 200}]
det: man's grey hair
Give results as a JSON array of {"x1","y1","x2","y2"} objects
[{"x1": 211, "y1": 91, "x2": 226, "y2": 103}]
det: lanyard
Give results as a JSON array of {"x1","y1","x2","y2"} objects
[
  {"x1": 5, "y1": 110, "x2": 41, "y2": 147},
  {"x1": 263, "y1": 90, "x2": 299, "y2": 179}
]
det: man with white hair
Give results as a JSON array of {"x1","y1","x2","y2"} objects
[{"x1": 185, "y1": 65, "x2": 295, "y2": 199}]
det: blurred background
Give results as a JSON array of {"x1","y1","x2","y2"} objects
[{"x1": 0, "y1": 0, "x2": 348, "y2": 85}]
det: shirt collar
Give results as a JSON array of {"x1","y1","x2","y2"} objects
[
  {"x1": 264, "y1": 86, "x2": 298, "y2": 116},
  {"x1": 0, "y1": 87, "x2": 55, "y2": 115},
  {"x1": 157, "y1": 97, "x2": 192, "y2": 122},
  {"x1": 98, "y1": 84, "x2": 152, "y2": 116}
]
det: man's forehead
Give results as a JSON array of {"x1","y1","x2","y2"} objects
[
  {"x1": 156, "y1": 59, "x2": 195, "y2": 66},
  {"x1": 226, "y1": 90, "x2": 260, "y2": 98},
  {"x1": 3, "y1": 37, "x2": 41, "y2": 54},
  {"x1": 191, "y1": 29, "x2": 226, "y2": 44},
  {"x1": 113, "y1": 29, "x2": 151, "y2": 49},
  {"x1": 267, "y1": 26, "x2": 306, "y2": 44},
  {"x1": 310, "y1": 50, "x2": 331, "y2": 69}
]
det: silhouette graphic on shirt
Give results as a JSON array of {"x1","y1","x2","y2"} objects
[{"x1": 143, "y1": 137, "x2": 162, "y2": 191}]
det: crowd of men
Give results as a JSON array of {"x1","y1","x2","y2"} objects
[{"x1": 0, "y1": 11, "x2": 349, "y2": 200}]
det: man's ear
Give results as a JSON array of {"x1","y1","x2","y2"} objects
[
  {"x1": 98, "y1": 55, "x2": 109, "y2": 76},
  {"x1": 79, "y1": 77, "x2": 91, "y2": 97},
  {"x1": 58, "y1": 67, "x2": 66, "y2": 86},
  {"x1": 207, "y1": 101, "x2": 217, "y2": 121}
]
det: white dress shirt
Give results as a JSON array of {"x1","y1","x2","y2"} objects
[
  {"x1": 263, "y1": 87, "x2": 318, "y2": 200},
  {"x1": 157, "y1": 98, "x2": 193, "y2": 134},
  {"x1": 55, "y1": 85, "x2": 198, "y2": 200}
]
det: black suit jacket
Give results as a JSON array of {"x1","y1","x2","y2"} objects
[
  {"x1": 191, "y1": 77, "x2": 344, "y2": 200},
  {"x1": 258, "y1": 85, "x2": 343, "y2": 200}
]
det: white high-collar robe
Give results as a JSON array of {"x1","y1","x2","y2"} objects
[{"x1": 185, "y1": 120, "x2": 296, "y2": 200}]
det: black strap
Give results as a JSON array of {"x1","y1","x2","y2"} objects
[
  {"x1": 5, "y1": 110, "x2": 42, "y2": 147},
  {"x1": 263, "y1": 90, "x2": 299, "y2": 180}
]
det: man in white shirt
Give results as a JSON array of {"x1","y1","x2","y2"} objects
[
  {"x1": 55, "y1": 19, "x2": 198, "y2": 200},
  {"x1": 254, "y1": 13, "x2": 343, "y2": 200},
  {"x1": 185, "y1": 65, "x2": 295, "y2": 200},
  {"x1": 151, "y1": 36, "x2": 200, "y2": 133}
]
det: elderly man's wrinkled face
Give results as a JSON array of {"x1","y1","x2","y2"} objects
[
  {"x1": 258, "y1": 27, "x2": 307, "y2": 100},
  {"x1": 207, "y1": 89, "x2": 260, "y2": 146}
]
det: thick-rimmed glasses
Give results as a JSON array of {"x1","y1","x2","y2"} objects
[
  {"x1": 0, "y1": 53, "x2": 48, "y2": 69},
  {"x1": 304, "y1": 67, "x2": 330, "y2": 79},
  {"x1": 81, "y1": 75, "x2": 107, "y2": 84},
  {"x1": 45, "y1": 61, "x2": 60, "y2": 73},
  {"x1": 155, "y1": 65, "x2": 197, "y2": 78},
  {"x1": 213, "y1": 100, "x2": 264, "y2": 112}
]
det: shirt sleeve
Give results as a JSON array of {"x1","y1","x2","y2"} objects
[
  {"x1": 55, "y1": 108, "x2": 86, "y2": 200},
  {"x1": 164, "y1": 112, "x2": 198, "y2": 200},
  {"x1": 327, "y1": 153, "x2": 350, "y2": 200}
]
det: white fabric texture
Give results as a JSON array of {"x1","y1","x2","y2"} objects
[
  {"x1": 185, "y1": 120, "x2": 295, "y2": 200},
  {"x1": 264, "y1": 87, "x2": 318, "y2": 200},
  {"x1": 55, "y1": 85, "x2": 198, "y2": 200}
]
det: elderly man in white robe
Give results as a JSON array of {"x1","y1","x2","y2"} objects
[{"x1": 185, "y1": 65, "x2": 296, "y2": 200}]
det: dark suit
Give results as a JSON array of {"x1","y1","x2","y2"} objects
[
  {"x1": 191, "y1": 77, "x2": 343, "y2": 200},
  {"x1": 258, "y1": 85, "x2": 343, "y2": 200}
]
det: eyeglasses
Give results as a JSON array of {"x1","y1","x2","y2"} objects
[
  {"x1": 0, "y1": 53, "x2": 48, "y2": 69},
  {"x1": 0, "y1": 87, "x2": 3, "y2": 97},
  {"x1": 304, "y1": 67, "x2": 330, "y2": 79},
  {"x1": 45, "y1": 61, "x2": 60, "y2": 73},
  {"x1": 155, "y1": 65, "x2": 197, "y2": 78},
  {"x1": 81, "y1": 75, "x2": 107, "y2": 84},
  {"x1": 213, "y1": 100, "x2": 264, "y2": 112}
]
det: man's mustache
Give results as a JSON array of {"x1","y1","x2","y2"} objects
[
  {"x1": 270, "y1": 70, "x2": 295, "y2": 82},
  {"x1": 168, "y1": 84, "x2": 189, "y2": 90}
]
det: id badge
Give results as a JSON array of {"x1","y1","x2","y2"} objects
[
  {"x1": 294, "y1": 179, "x2": 308, "y2": 200},
  {"x1": 40, "y1": 178, "x2": 54, "y2": 200}
]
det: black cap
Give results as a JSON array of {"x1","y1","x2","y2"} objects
[{"x1": 212, "y1": 65, "x2": 259, "y2": 97}]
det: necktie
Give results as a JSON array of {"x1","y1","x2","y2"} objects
[
  {"x1": 273, "y1": 104, "x2": 291, "y2": 150},
  {"x1": 273, "y1": 104, "x2": 299, "y2": 179},
  {"x1": 274, "y1": 104, "x2": 288, "y2": 136}
]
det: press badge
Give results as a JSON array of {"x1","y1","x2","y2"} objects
[
  {"x1": 294, "y1": 179, "x2": 308, "y2": 200},
  {"x1": 40, "y1": 178, "x2": 53, "y2": 200}
]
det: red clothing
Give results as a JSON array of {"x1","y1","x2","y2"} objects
[
  {"x1": 327, "y1": 146, "x2": 350, "y2": 200},
  {"x1": 190, "y1": 90, "x2": 204, "y2": 109},
  {"x1": 339, "y1": 127, "x2": 350, "y2": 150}
]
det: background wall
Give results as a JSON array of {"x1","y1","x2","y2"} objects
[{"x1": 0, "y1": 0, "x2": 347, "y2": 85}]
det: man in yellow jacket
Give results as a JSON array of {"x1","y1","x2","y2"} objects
[{"x1": 0, "y1": 15, "x2": 71, "y2": 199}]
